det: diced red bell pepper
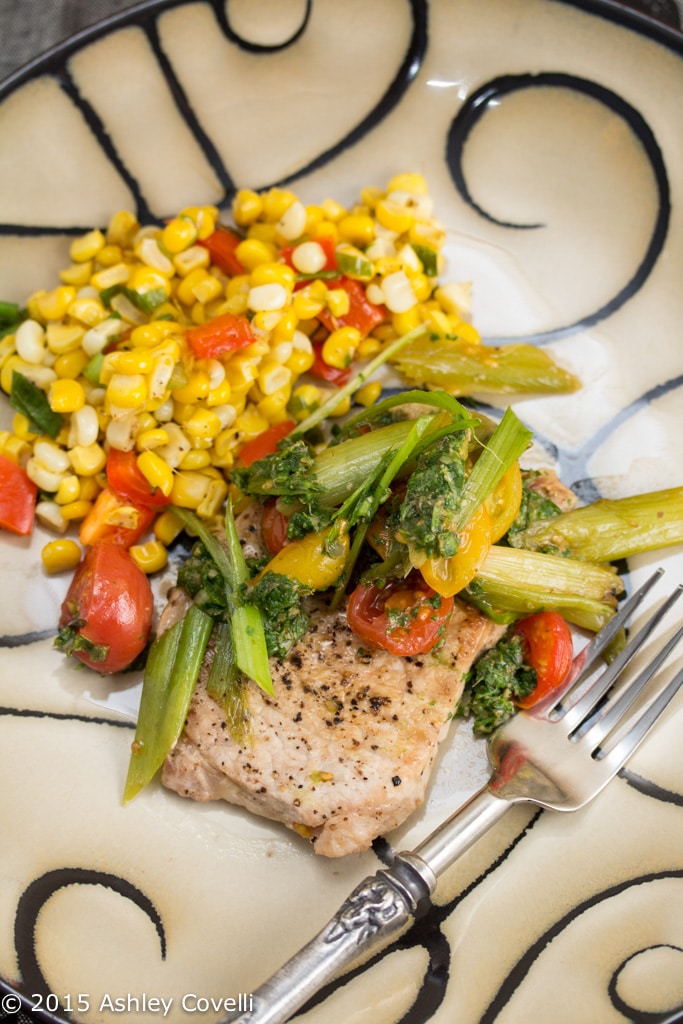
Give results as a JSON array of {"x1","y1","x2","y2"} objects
[
  {"x1": 0, "y1": 453, "x2": 37, "y2": 535},
  {"x1": 186, "y1": 313, "x2": 256, "y2": 360},
  {"x1": 238, "y1": 420, "x2": 296, "y2": 467},
  {"x1": 318, "y1": 276, "x2": 387, "y2": 337},
  {"x1": 79, "y1": 487, "x2": 156, "y2": 549},
  {"x1": 199, "y1": 226, "x2": 245, "y2": 277},
  {"x1": 106, "y1": 448, "x2": 171, "y2": 509},
  {"x1": 310, "y1": 342, "x2": 352, "y2": 385}
]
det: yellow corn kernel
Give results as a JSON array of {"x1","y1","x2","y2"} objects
[
  {"x1": 90, "y1": 263, "x2": 131, "y2": 290},
  {"x1": 289, "y1": 383, "x2": 322, "y2": 421},
  {"x1": 325, "y1": 288, "x2": 351, "y2": 319},
  {"x1": 154, "y1": 508, "x2": 184, "y2": 545},
  {"x1": 232, "y1": 189, "x2": 264, "y2": 227},
  {"x1": 173, "y1": 245, "x2": 211, "y2": 278},
  {"x1": 357, "y1": 336, "x2": 383, "y2": 360},
  {"x1": 41, "y1": 538, "x2": 82, "y2": 574},
  {"x1": 136, "y1": 427, "x2": 169, "y2": 451},
  {"x1": 55, "y1": 474, "x2": 80, "y2": 505},
  {"x1": 2, "y1": 355, "x2": 55, "y2": 394},
  {"x1": 354, "y1": 381, "x2": 382, "y2": 407},
  {"x1": 226, "y1": 274, "x2": 250, "y2": 300},
  {"x1": 69, "y1": 443, "x2": 107, "y2": 476},
  {"x1": 375, "y1": 198, "x2": 414, "y2": 234},
  {"x1": 70, "y1": 229, "x2": 105, "y2": 263},
  {"x1": 197, "y1": 477, "x2": 229, "y2": 519},
  {"x1": 170, "y1": 470, "x2": 211, "y2": 509},
  {"x1": 107, "y1": 373, "x2": 148, "y2": 409},
  {"x1": 293, "y1": 282, "x2": 327, "y2": 320},
  {"x1": 386, "y1": 172, "x2": 429, "y2": 195},
  {"x1": 391, "y1": 307, "x2": 422, "y2": 336},
  {"x1": 286, "y1": 346, "x2": 314, "y2": 376},
  {"x1": 78, "y1": 475, "x2": 101, "y2": 502},
  {"x1": 174, "y1": 268, "x2": 209, "y2": 306},
  {"x1": 162, "y1": 214, "x2": 198, "y2": 254},
  {"x1": 45, "y1": 322, "x2": 84, "y2": 356},
  {"x1": 329, "y1": 393, "x2": 352, "y2": 417},
  {"x1": 136, "y1": 449, "x2": 175, "y2": 498},
  {"x1": 36, "y1": 286, "x2": 77, "y2": 321},
  {"x1": 183, "y1": 407, "x2": 223, "y2": 442},
  {"x1": 179, "y1": 448, "x2": 212, "y2": 470},
  {"x1": 320, "y1": 198, "x2": 347, "y2": 222},
  {"x1": 246, "y1": 221, "x2": 278, "y2": 246},
  {"x1": 96, "y1": 244, "x2": 125, "y2": 267},
  {"x1": 114, "y1": 349, "x2": 156, "y2": 375},
  {"x1": 49, "y1": 378, "x2": 86, "y2": 413},
  {"x1": 257, "y1": 387, "x2": 291, "y2": 421},
  {"x1": 172, "y1": 370, "x2": 211, "y2": 404},
  {"x1": 321, "y1": 326, "x2": 361, "y2": 370},
  {"x1": 453, "y1": 320, "x2": 481, "y2": 345},
  {"x1": 205, "y1": 379, "x2": 233, "y2": 408},
  {"x1": 55, "y1": 351, "x2": 89, "y2": 385},
  {"x1": 224, "y1": 357, "x2": 258, "y2": 391},
  {"x1": 0, "y1": 432, "x2": 30, "y2": 465},
  {"x1": 129, "y1": 266, "x2": 171, "y2": 301},
  {"x1": 0, "y1": 335, "x2": 16, "y2": 371},
  {"x1": 256, "y1": 361, "x2": 291, "y2": 397},
  {"x1": 360, "y1": 185, "x2": 384, "y2": 210},
  {"x1": 130, "y1": 321, "x2": 182, "y2": 348},
  {"x1": 11, "y1": 412, "x2": 37, "y2": 442},
  {"x1": 179, "y1": 205, "x2": 218, "y2": 241},
  {"x1": 250, "y1": 261, "x2": 296, "y2": 290},
  {"x1": 337, "y1": 214, "x2": 375, "y2": 247},
  {"x1": 59, "y1": 262, "x2": 93, "y2": 288},
  {"x1": 410, "y1": 272, "x2": 433, "y2": 303},
  {"x1": 60, "y1": 499, "x2": 94, "y2": 522},
  {"x1": 309, "y1": 219, "x2": 339, "y2": 245},
  {"x1": 129, "y1": 540, "x2": 168, "y2": 575},
  {"x1": 262, "y1": 188, "x2": 297, "y2": 222},
  {"x1": 271, "y1": 307, "x2": 298, "y2": 344},
  {"x1": 107, "y1": 210, "x2": 139, "y2": 247},
  {"x1": 235, "y1": 238, "x2": 278, "y2": 271}
]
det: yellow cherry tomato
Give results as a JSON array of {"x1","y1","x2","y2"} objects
[
  {"x1": 485, "y1": 462, "x2": 523, "y2": 542},
  {"x1": 419, "y1": 503, "x2": 493, "y2": 597},
  {"x1": 256, "y1": 525, "x2": 349, "y2": 591}
]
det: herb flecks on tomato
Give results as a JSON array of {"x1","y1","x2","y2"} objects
[
  {"x1": 56, "y1": 541, "x2": 154, "y2": 674},
  {"x1": 347, "y1": 573, "x2": 454, "y2": 656},
  {"x1": 513, "y1": 610, "x2": 573, "y2": 708}
]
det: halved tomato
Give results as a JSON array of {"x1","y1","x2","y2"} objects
[{"x1": 347, "y1": 573, "x2": 454, "y2": 656}]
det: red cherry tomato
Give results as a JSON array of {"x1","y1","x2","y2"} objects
[
  {"x1": 513, "y1": 610, "x2": 574, "y2": 707},
  {"x1": 238, "y1": 420, "x2": 296, "y2": 467},
  {"x1": 347, "y1": 573, "x2": 454, "y2": 656},
  {"x1": 57, "y1": 542, "x2": 154, "y2": 674},
  {"x1": 261, "y1": 499, "x2": 290, "y2": 555},
  {"x1": 106, "y1": 448, "x2": 171, "y2": 509}
]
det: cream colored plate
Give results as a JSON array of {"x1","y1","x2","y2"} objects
[{"x1": 1, "y1": 1, "x2": 683, "y2": 1022}]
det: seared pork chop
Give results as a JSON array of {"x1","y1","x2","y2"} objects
[{"x1": 162, "y1": 592, "x2": 504, "y2": 857}]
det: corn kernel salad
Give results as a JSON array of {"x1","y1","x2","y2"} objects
[{"x1": 0, "y1": 171, "x2": 577, "y2": 581}]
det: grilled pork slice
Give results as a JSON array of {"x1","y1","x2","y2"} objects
[{"x1": 162, "y1": 597, "x2": 504, "y2": 857}]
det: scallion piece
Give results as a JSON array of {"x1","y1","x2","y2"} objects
[
  {"x1": 123, "y1": 603, "x2": 213, "y2": 802},
  {"x1": 171, "y1": 504, "x2": 274, "y2": 695},
  {"x1": 457, "y1": 407, "x2": 532, "y2": 528}
]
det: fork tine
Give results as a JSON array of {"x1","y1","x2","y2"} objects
[
  {"x1": 581, "y1": 619, "x2": 683, "y2": 749},
  {"x1": 559, "y1": 583, "x2": 683, "y2": 734},
  {"x1": 542, "y1": 568, "x2": 664, "y2": 718},
  {"x1": 595, "y1": 661, "x2": 683, "y2": 775}
]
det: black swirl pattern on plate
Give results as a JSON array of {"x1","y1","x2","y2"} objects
[
  {"x1": 445, "y1": 71, "x2": 671, "y2": 344},
  {"x1": 0, "y1": 0, "x2": 427, "y2": 234}
]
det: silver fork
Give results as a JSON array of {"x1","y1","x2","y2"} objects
[{"x1": 223, "y1": 568, "x2": 683, "y2": 1024}]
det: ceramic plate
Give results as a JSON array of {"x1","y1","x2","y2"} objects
[{"x1": 1, "y1": 1, "x2": 683, "y2": 1022}]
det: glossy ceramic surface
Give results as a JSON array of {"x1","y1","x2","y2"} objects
[{"x1": 1, "y1": 2, "x2": 683, "y2": 1022}]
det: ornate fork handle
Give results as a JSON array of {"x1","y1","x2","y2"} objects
[{"x1": 222, "y1": 789, "x2": 508, "y2": 1024}]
